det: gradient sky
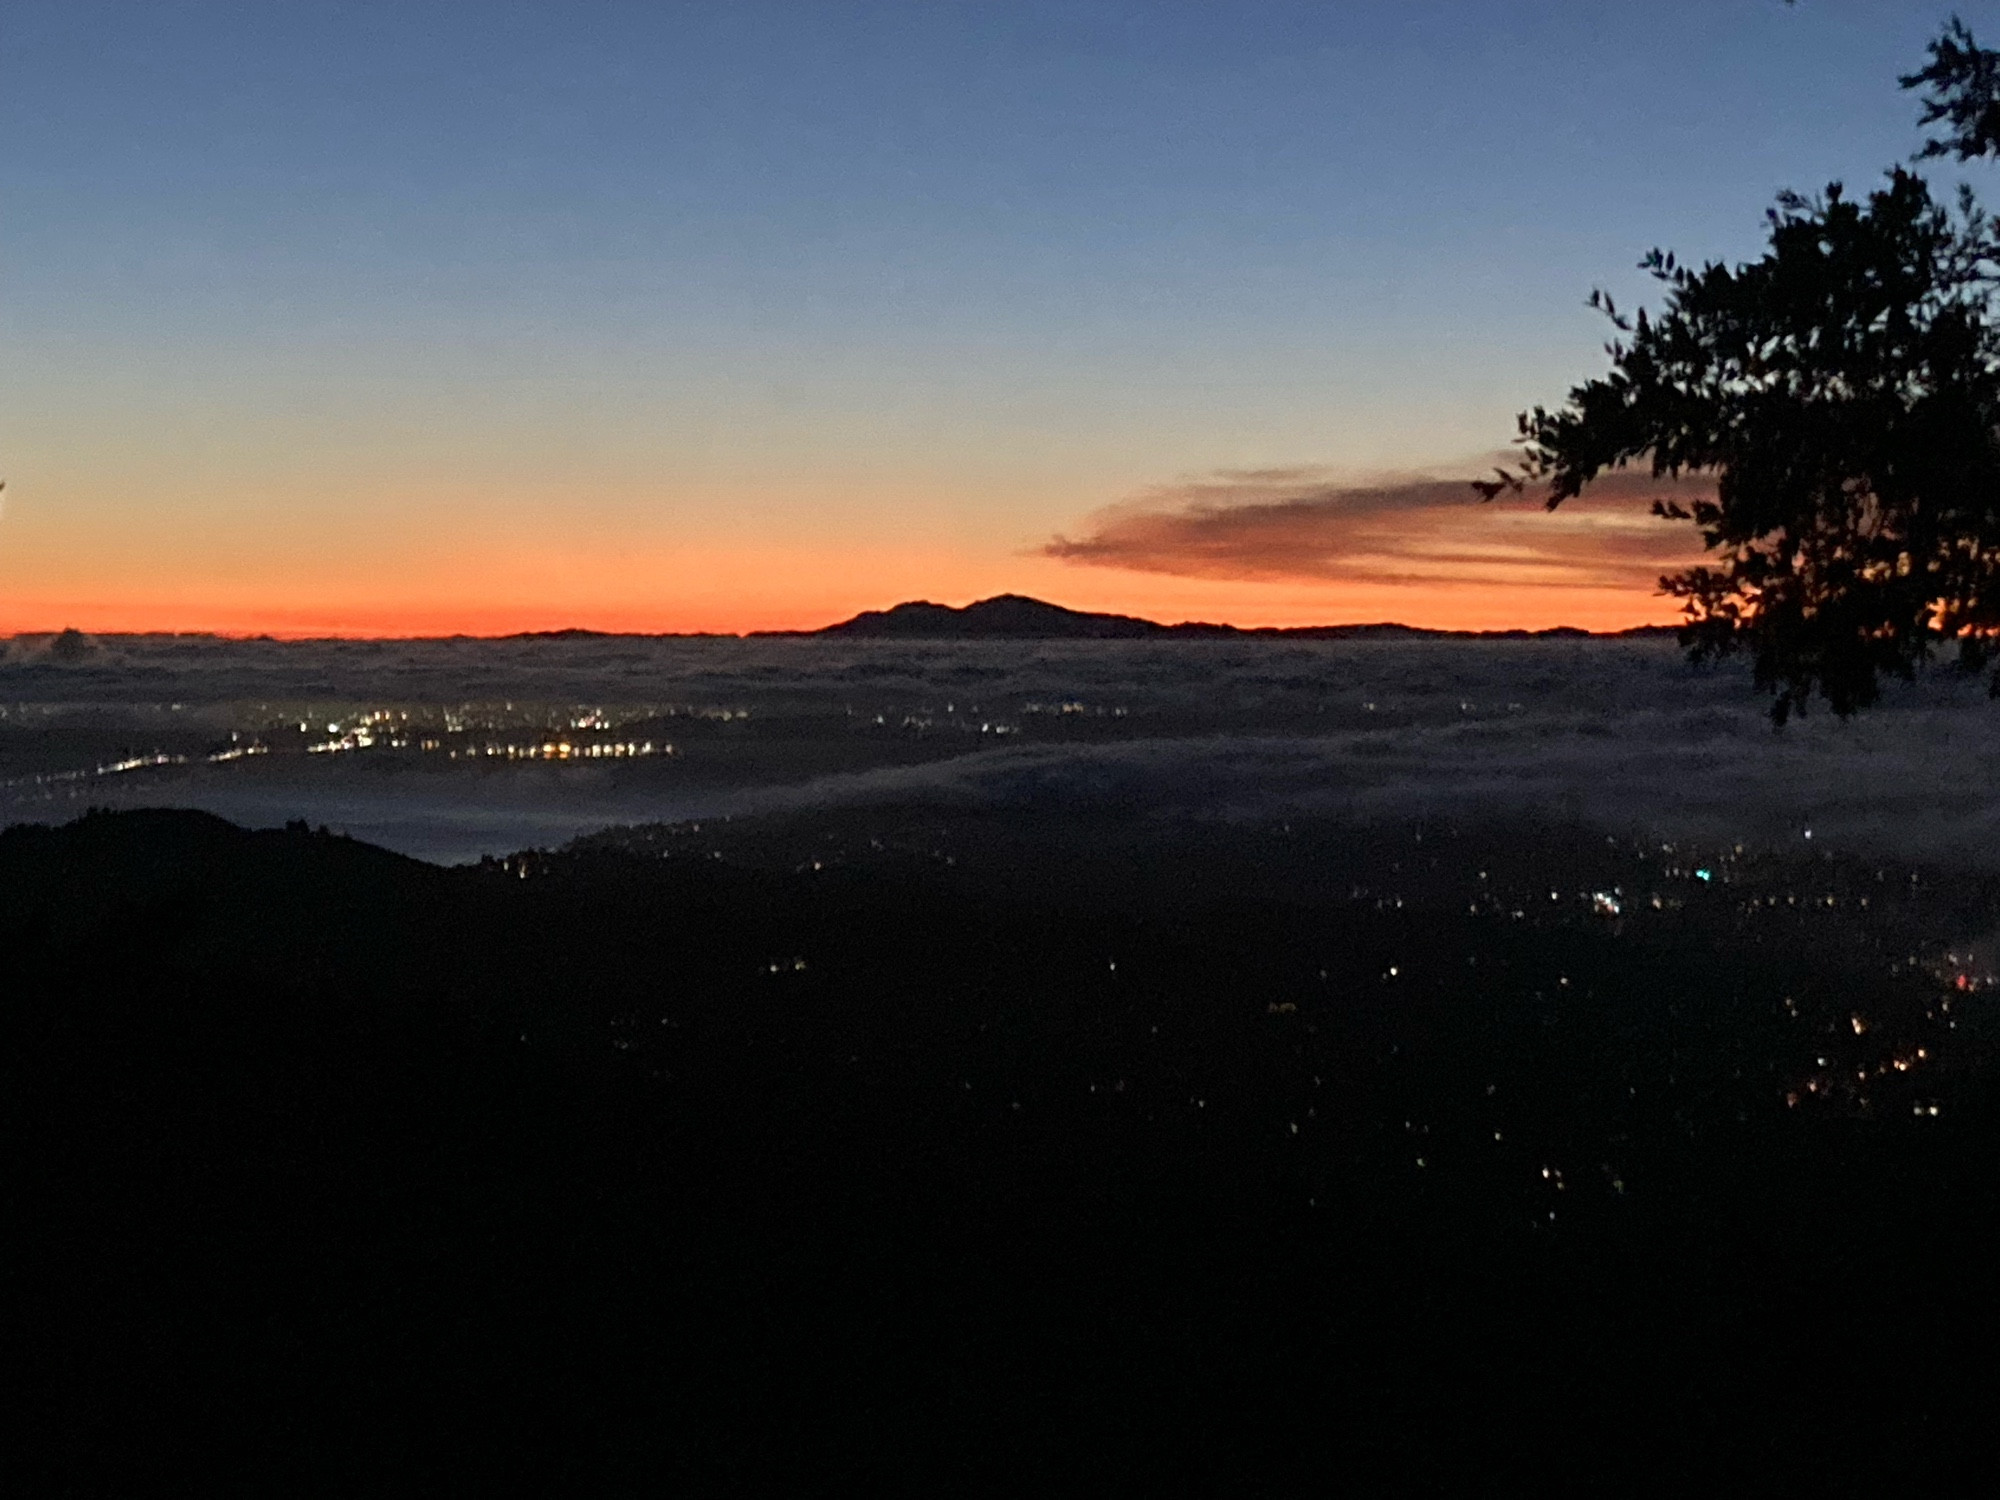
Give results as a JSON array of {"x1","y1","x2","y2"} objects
[{"x1": 0, "y1": 0, "x2": 1983, "y2": 634}]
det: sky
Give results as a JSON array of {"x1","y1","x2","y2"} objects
[{"x1": 0, "y1": 0, "x2": 1984, "y2": 635}]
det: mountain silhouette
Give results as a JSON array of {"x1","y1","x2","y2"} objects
[
  {"x1": 819, "y1": 593, "x2": 1193, "y2": 639},
  {"x1": 809, "y1": 593, "x2": 1668, "y2": 641}
]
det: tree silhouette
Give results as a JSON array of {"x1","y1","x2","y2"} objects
[
  {"x1": 1906, "y1": 17, "x2": 2000, "y2": 162},
  {"x1": 1494, "y1": 18, "x2": 2000, "y2": 722}
]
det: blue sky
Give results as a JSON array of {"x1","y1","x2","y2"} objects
[{"x1": 0, "y1": 1, "x2": 1983, "y2": 631}]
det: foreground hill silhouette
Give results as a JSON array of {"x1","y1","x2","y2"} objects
[
  {"x1": 11, "y1": 808, "x2": 2000, "y2": 1487},
  {"x1": 806, "y1": 592, "x2": 1670, "y2": 639}
]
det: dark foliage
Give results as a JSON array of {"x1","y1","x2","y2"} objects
[
  {"x1": 1906, "y1": 16, "x2": 2000, "y2": 162},
  {"x1": 1496, "y1": 20, "x2": 2000, "y2": 723}
]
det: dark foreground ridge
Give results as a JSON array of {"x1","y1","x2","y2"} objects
[
  {"x1": 12, "y1": 808, "x2": 2000, "y2": 1488},
  {"x1": 802, "y1": 592, "x2": 1678, "y2": 640}
]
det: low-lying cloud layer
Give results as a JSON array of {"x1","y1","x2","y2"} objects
[
  {"x1": 5, "y1": 635, "x2": 2000, "y2": 873},
  {"x1": 1043, "y1": 464, "x2": 1715, "y2": 591}
]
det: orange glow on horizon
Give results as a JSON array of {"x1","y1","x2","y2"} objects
[
  {"x1": 0, "y1": 568, "x2": 1685, "y2": 639},
  {"x1": 0, "y1": 473, "x2": 1696, "y2": 639}
]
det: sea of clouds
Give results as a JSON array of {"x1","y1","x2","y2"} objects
[{"x1": 3, "y1": 632, "x2": 1998, "y2": 868}]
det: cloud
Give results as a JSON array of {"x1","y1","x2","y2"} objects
[
  {"x1": 7, "y1": 634, "x2": 2000, "y2": 873},
  {"x1": 1042, "y1": 462, "x2": 1717, "y2": 591}
]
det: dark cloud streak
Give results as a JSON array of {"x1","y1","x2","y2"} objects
[{"x1": 1043, "y1": 464, "x2": 1716, "y2": 591}]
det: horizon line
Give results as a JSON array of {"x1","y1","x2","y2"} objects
[{"x1": 2, "y1": 596, "x2": 1685, "y2": 644}]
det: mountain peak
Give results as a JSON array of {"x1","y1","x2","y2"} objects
[
  {"x1": 805, "y1": 594, "x2": 1676, "y2": 642},
  {"x1": 818, "y1": 595, "x2": 1168, "y2": 639}
]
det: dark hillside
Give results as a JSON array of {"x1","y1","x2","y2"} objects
[{"x1": 9, "y1": 810, "x2": 2000, "y2": 1488}]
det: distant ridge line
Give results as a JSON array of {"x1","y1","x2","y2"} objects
[
  {"x1": 770, "y1": 593, "x2": 1678, "y2": 642},
  {"x1": 1, "y1": 599, "x2": 1677, "y2": 643}
]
